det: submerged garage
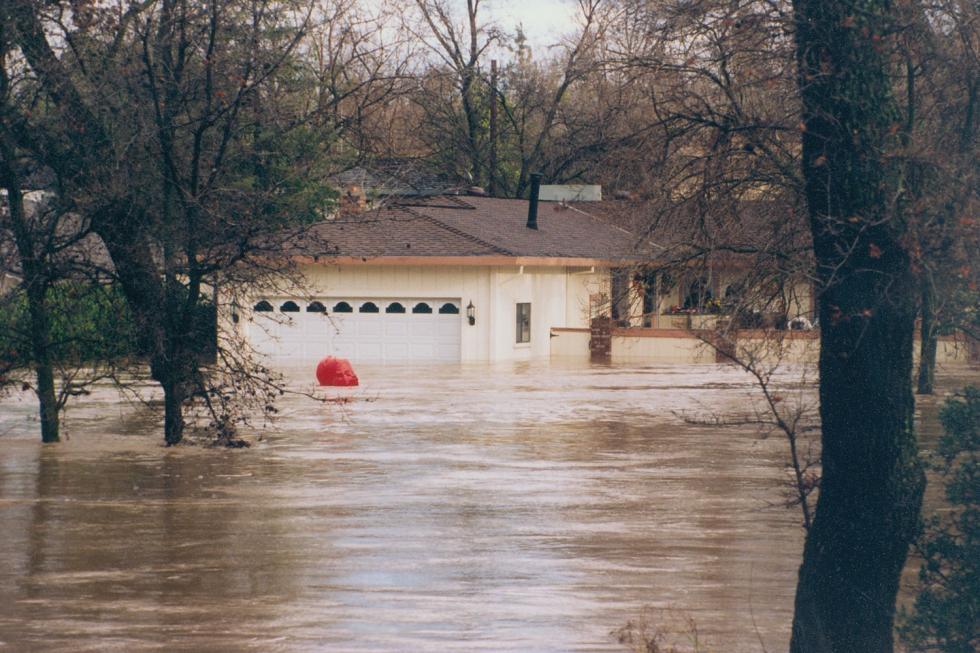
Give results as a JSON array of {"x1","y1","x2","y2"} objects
[{"x1": 248, "y1": 298, "x2": 462, "y2": 364}]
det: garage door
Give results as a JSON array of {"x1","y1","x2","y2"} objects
[{"x1": 248, "y1": 298, "x2": 462, "y2": 364}]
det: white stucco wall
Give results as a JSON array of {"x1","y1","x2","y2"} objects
[
  {"x1": 612, "y1": 334, "x2": 715, "y2": 363},
  {"x1": 231, "y1": 263, "x2": 978, "y2": 366},
  {"x1": 242, "y1": 263, "x2": 613, "y2": 363},
  {"x1": 564, "y1": 269, "x2": 610, "y2": 327},
  {"x1": 549, "y1": 329, "x2": 591, "y2": 359}
]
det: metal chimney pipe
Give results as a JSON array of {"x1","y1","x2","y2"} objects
[{"x1": 527, "y1": 172, "x2": 542, "y2": 230}]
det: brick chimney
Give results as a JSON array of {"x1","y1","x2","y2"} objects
[{"x1": 340, "y1": 184, "x2": 367, "y2": 214}]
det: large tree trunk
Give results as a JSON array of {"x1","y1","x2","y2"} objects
[
  {"x1": 791, "y1": 1, "x2": 926, "y2": 651},
  {"x1": 916, "y1": 273, "x2": 938, "y2": 395},
  {"x1": 91, "y1": 204, "x2": 193, "y2": 446},
  {"x1": 791, "y1": 301, "x2": 922, "y2": 651}
]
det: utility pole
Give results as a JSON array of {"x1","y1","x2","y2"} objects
[{"x1": 489, "y1": 59, "x2": 498, "y2": 197}]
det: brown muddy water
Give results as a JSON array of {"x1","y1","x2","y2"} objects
[{"x1": 0, "y1": 362, "x2": 972, "y2": 652}]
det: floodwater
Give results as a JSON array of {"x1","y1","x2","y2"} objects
[{"x1": 0, "y1": 362, "x2": 969, "y2": 652}]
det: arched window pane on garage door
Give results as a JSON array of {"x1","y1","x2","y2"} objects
[
  {"x1": 333, "y1": 301, "x2": 353, "y2": 313},
  {"x1": 253, "y1": 300, "x2": 274, "y2": 312},
  {"x1": 307, "y1": 301, "x2": 326, "y2": 313},
  {"x1": 359, "y1": 302, "x2": 379, "y2": 313},
  {"x1": 412, "y1": 302, "x2": 432, "y2": 314},
  {"x1": 386, "y1": 302, "x2": 406, "y2": 314},
  {"x1": 280, "y1": 300, "x2": 301, "y2": 313},
  {"x1": 438, "y1": 303, "x2": 459, "y2": 314}
]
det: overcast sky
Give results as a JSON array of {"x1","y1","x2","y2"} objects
[
  {"x1": 483, "y1": 0, "x2": 581, "y2": 51},
  {"x1": 362, "y1": 0, "x2": 586, "y2": 64}
]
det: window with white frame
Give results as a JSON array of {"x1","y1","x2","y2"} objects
[{"x1": 516, "y1": 303, "x2": 531, "y2": 343}]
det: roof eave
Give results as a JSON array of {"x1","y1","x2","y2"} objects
[{"x1": 291, "y1": 254, "x2": 644, "y2": 268}]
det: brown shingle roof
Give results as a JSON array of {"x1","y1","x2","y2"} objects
[
  {"x1": 304, "y1": 196, "x2": 642, "y2": 261},
  {"x1": 304, "y1": 205, "x2": 504, "y2": 258}
]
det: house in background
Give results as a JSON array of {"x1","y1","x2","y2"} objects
[
  {"x1": 579, "y1": 196, "x2": 818, "y2": 331},
  {"x1": 239, "y1": 185, "x2": 642, "y2": 366}
]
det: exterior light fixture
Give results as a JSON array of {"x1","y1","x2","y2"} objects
[{"x1": 466, "y1": 301, "x2": 476, "y2": 326}]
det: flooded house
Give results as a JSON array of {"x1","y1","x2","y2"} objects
[
  {"x1": 232, "y1": 169, "x2": 840, "y2": 367},
  {"x1": 239, "y1": 179, "x2": 644, "y2": 365}
]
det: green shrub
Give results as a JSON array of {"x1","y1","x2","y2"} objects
[
  {"x1": 0, "y1": 283, "x2": 141, "y2": 367},
  {"x1": 899, "y1": 387, "x2": 979, "y2": 653}
]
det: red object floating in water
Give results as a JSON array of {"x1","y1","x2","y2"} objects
[{"x1": 316, "y1": 357, "x2": 359, "y2": 387}]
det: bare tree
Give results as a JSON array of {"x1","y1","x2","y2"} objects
[
  {"x1": 892, "y1": 0, "x2": 980, "y2": 394},
  {"x1": 407, "y1": 0, "x2": 500, "y2": 186},
  {"x1": 304, "y1": 0, "x2": 418, "y2": 161},
  {"x1": 588, "y1": 1, "x2": 972, "y2": 648},
  {"x1": 0, "y1": 22, "x2": 133, "y2": 442},
  {"x1": 0, "y1": 153, "x2": 63, "y2": 443},
  {"x1": 493, "y1": 0, "x2": 610, "y2": 197},
  {"x1": 3, "y1": 0, "x2": 334, "y2": 445}
]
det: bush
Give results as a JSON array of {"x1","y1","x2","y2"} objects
[
  {"x1": 0, "y1": 283, "x2": 141, "y2": 368},
  {"x1": 898, "y1": 387, "x2": 979, "y2": 653}
]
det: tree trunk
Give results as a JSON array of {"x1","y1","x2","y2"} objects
[
  {"x1": 33, "y1": 365, "x2": 60, "y2": 443},
  {"x1": 91, "y1": 204, "x2": 192, "y2": 446},
  {"x1": 162, "y1": 374, "x2": 185, "y2": 446},
  {"x1": 916, "y1": 273, "x2": 937, "y2": 395},
  {"x1": 26, "y1": 283, "x2": 60, "y2": 444},
  {"x1": 0, "y1": 140, "x2": 60, "y2": 443},
  {"x1": 791, "y1": 1, "x2": 926, "y2": 651},
  {"x1": 791, "y1": 300, "x2": 923, "y2": 651}
]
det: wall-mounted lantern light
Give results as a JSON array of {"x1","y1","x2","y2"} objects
[{"x1": 466, "y1": 301, "x2": 476, "y2": 326}]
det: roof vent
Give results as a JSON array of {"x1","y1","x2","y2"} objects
[
  {"x1": 538, "y1": 184, "x2": 602, "y2": 202},
  {"x1": 527, "y1": 172, "x2": 542, "y2": 230}
]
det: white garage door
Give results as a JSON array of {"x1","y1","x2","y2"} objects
[{"x1": 248, "y1": 298, "x2": 462, "y2": 364}]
